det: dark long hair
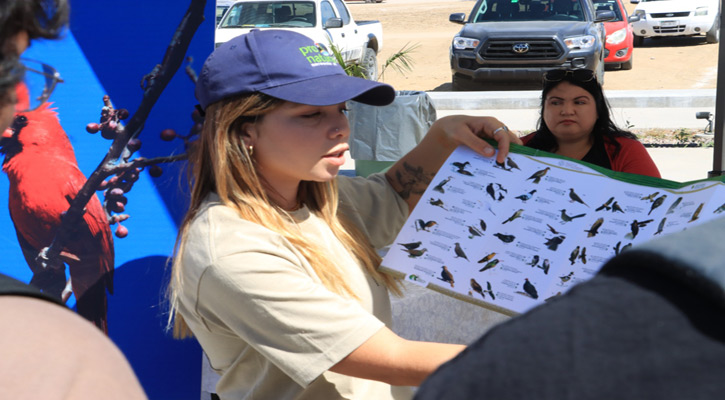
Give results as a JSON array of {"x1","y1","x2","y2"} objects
[
  {"x1": 0, "y1": 0, "x2": 69, "y2": 53},
  {"x1": 0, "y1": 0, "x2": 68, "y2": 108},
  {"x1": 0, "y1": 57, "x2": 22, "y2": 108},
  {"x1": 526, "y1": 71, "x2": 637, "y2": 158}
]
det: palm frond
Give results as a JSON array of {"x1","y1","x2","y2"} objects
[
  {"x1": 380, "y1": 42, "x2": 420, "y2": 82},
  {"x1": 328, "y1": 43, "x2": 367, "y2": 78},
  {"x1": 331, "y1": 41, "x2": 421, "y2": 82}
]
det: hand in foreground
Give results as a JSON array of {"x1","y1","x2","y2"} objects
[{"x1": 432, "y1": 115, "x2": 522, "y2": 164}]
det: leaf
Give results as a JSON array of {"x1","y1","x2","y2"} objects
[
  {"x1": 328, "y1": 42, "x2": 367, "y2": 79},
  {"x1": 380, "y1": 42, "x2": 420, "y2": 82},
  {"x1": 330, "y1": 41, "x2": 421, "y2": 82}
]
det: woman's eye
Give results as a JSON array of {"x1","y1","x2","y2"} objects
[{"x1": 301, "y1": 112, "x2": 321, "y2": 119}]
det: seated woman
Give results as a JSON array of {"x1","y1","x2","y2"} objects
[{"x1": 522, "y1": 69, "x2": 661, "y2": 178}]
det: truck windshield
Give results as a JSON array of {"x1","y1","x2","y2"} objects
[
  {"x1": 219, "y1": 1, "x2": 316, "y2": 28},
  {"x1": 592, "y1": 0, "x2": 622, "y2": 22},
  {"x1": 472, "y1": 0, "x2": 586, "y2": 22},
  {"x1": 216, "y1": 6, "x2": 230, "y2": 25}
]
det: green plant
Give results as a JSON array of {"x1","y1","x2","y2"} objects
[
  {"x1": 673, "y1": 128, "x2": 692, "y2": 144},
  {"x1": 329, "y1": 42, "x2": 419, "y2": 81}
]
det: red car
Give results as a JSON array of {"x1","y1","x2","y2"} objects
[{"x1": 593, "y1": 0, "x2": 636, "y2": 70}]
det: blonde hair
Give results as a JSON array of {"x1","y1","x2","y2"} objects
[{"x1": 168, "y1": 93, "x2": 401, "y2": 338}]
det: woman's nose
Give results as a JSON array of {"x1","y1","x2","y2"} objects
[
  {"x1": 332, "y1": 116, "x2": 350, "y2": 139},
  {"x1": 560, "y1": 103, "x2": 574, "y2": 115}
]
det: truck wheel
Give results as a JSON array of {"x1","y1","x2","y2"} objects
[
  {"x1": 633, "y1": 35, "x2": 644, "y2": 47},
  {"x1": 361, "y1": 48, "x2": 378, "y2": 81},
  {"x1": 621, "y1": 56, "x2": 633, "y2": 71},
  {"x1": 706, "y1": 18, "x2": 719, "y2": 44},
  {"x1": 452, "y1": 75, "x2": 469, "y2": 91}
]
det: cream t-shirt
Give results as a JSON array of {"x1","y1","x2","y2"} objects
[{"x1": 176, "y1": 174, "x2": 410, "y2": 400}]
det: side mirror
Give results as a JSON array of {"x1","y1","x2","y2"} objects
[
  {"x1": 449, "y1": 13, "x2": 466, "y2": 24},
  {"x1": 594, "y1": 10, "x2": 616, "y2": 23},
  {"x1": 628, "y1": 15, "x2": 640, "y2": 23},
  {"x1": 324, "y1": 17, "x2": 343, "y2": 29}
]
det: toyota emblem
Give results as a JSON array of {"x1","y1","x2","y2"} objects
[{"x1": 512, "y1": 43, "x2": 530, "y2": 54}]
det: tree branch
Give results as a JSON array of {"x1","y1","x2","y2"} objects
[{"x1": 36, "y1": 0, "x2": 207, "y2": 269}]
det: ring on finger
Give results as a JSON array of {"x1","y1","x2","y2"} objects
[{"x1": 492, "y1": 125, "x2": 509, "y2": 137}]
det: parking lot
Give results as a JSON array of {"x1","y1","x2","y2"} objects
[{"x1": 347, "y1": 0, "x2": 719, "y2": 92}]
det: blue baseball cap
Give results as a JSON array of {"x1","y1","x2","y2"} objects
[{"x1": 195, "y1": 29, "x2": 395, "y2": 110}]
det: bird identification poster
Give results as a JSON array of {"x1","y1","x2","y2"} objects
[{"x1": 380, "y1": 144, "x2": 725, "y2": 316}]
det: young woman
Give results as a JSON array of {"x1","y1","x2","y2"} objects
[
  {"x1": 522, "y1": 69, "x2": 661, "y2": 178},
  {"x1": 166, "y1": 29, "x2": 520, "y2": 400}
]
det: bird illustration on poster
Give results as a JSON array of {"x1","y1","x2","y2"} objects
[{"x1": 380, "y1": 145, "x2": 725, "y2": 315}]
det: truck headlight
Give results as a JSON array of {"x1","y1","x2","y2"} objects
[
  {"x1": 452, "y1": 36, "x2": 480, "y2": 50},
  {"x1": 564, "y1": 35, "x2": 596, "y2": 49},
  {"x1": 634, "y1": 10, "x2": 646, "y2": 20},
  {"x1": 695, "y1": 7, "x2": 708, "y2": 16},
  {"x1": 606, "y1": 28, "x2": 627, "y2": 45}
]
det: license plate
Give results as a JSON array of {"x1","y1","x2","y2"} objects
[{"x1": 661, "y1": 20, "x2": 677, "y2": 27}]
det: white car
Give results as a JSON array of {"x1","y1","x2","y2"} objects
[
  {"x1": 630, "y1": 0, "x2": 720, "y2": 45},
  {"x1": 216, "y1": 0, "x2": 384, "y2": 80}
]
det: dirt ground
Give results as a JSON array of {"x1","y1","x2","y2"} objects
[{"x1": 347, "y1": 0, "x2": 720, "y2": 91}]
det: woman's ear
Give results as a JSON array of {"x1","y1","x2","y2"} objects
[{"x1": 241, "y1": 121, "x2": 257, "y2": 148}]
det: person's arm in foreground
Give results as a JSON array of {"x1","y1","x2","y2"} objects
[
  {"x1": 385, "y1": 115, "x2": 522, "y2": 211},
  {"x1": 329, "y1": 326, "x2": 465, "y2": 387},
  {"x1": 0, "y1": 296, "x2": 147, "y2": 399}
]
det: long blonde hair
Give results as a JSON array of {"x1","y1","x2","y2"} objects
[{"x1": 168, "y1": 93, "x2": 401, "y2": 338}]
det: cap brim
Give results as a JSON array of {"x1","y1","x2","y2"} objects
[{"x1": 260, "y1": 74, "x2": 395, "y2": 106}]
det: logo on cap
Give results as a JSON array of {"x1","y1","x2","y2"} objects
[{"x1": 299, "y1": 44, "x2": 338, "y2": 67}]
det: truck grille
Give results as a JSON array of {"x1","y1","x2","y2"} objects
[
  {"x1": 480, "y1": 39, "x2": 562, "y2": 60},
  {"x1": 650, "y1": 12, "x2": 690, "y2": 18},
  {"x1": 654, "y1": 25, "x2": 686, "y2": 33}
]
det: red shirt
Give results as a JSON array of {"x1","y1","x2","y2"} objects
[{"x1": 520, "y1": 132, "x2": 661, "y2": 178}]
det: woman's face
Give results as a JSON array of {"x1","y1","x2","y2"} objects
[
  {"x1": 542, "y1": 81, "x2": 598, "y2": 145},
  {"x1": 246, "y1": 101, "x2": 349, "y2": 200}
]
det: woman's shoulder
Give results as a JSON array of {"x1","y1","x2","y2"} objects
[
  {"x1": 519, "y1": 131, "x2": 537, "y2": 144},
  {"x1": 339, "y1": 173, "x2": 408, "y2": 209},
  {"x1": 186, "y1": 194, "x2": 290, "y2": 259},
  {"x1": 607, "y1": 134, "x2": 647, "y2": 150},
  {"x1": 191, "y1": 194, "x2": 253, "y2": 231}
]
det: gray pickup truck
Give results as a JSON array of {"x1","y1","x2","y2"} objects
[{"x1": 449, "y1": 0, "x2": 615, "y2": 90}]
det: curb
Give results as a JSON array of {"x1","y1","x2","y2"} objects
[{"x1": 427, "y1": 89, "x2": 717, "y2": 110}]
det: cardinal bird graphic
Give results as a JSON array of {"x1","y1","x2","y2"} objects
[{"x1": 0, "y1": 105, "x2": 114, "y2": 333}]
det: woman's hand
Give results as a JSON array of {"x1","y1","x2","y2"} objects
[
  {"x1": 429, "y1": 115, "x2": 523, "y2": 164},
  {"x1": 385, "y1": 114, "x2": 521, "y2": 212}
]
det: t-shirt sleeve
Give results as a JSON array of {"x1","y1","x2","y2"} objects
[
  {"x1": 614, "y1": 138, "x2": 661, "y2": 178},
  {"x1": 189, "y1": 214, "x2": 384, "y2": 387},
  {"x1": 337, "y1": 173, "x2": 409, "y2": 249}
]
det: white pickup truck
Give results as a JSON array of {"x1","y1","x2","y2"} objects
[
  {"x1": 630, "y1": 0, "x2": 720, "y2": 45},
  {"x1": 216, "y1": 0, "x2": 384, "y2": 79}
]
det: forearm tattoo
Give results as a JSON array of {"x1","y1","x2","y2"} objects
[{"x1": 393, "y1": 162, "x2": 434, "y2": 200}]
